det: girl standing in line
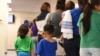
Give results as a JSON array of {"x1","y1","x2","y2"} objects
[
  {"x1": 77, "y1": 0, "x2": 100, "y2": 56},
  {"x1": 15, "y1": 24, "x2": 35, "y2": 56}
]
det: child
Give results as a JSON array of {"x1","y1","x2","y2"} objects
[
  {"x1": 15, "y1": 24, "x2": 35, "y2": 56},
  {"x1": 36, "y1": 24, "x2": 57, "y2": 56},
  {"x1": 77, "y1": 0, "x2": 100, "y2": 56}
]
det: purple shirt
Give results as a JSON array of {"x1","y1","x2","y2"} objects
[{"x1": 31, "y1": 24, "x2": 38, "y2": 36}]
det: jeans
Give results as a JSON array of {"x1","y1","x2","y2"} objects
[
  {"x1": 18, "y1": 52, "x2": 30, "y2": 56},
  {"x1": 80, "y1": 48, "x2": 100, "y2": 56}
]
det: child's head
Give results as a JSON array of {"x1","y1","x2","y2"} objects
[
  {"x1": 43, "y1": 24, "x2": 54, "y2": 36},
  {"x1": 18, "y1": 24, "x2": 29, "y2": 39},
  {"x1": 82, "y1": 0, "x2": 100, "y2": 35}
]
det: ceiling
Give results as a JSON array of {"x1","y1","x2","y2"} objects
[{"x1": 8, "y1": 0, "x2": 77, "y2": 13}]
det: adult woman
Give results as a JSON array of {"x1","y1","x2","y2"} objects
[
  {"x1": 60, "y1": 0, "x2": 88, "y2": 56},
  {"x1": 36, "y1": 2, "x2": 51, "y2": 42}
]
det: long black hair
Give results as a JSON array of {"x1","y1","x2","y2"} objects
[
  {"x1": 18, "y1": 24, "x2": 29, "y2": 39},
  {"x1": 82, "y1": 0, "x2": 100, "y2": 35}
]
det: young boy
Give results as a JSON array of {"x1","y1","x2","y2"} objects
[{"x1": 36, "y1": 24, "x2": 57, "y2": 56}]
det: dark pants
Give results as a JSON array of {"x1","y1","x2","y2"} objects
[
  {"x1": 63, "y1": 35, "x2": 80, "y2": 56},
  {"x1": 38, "y1": 34, "x2": 43, "y2": 43},
  {"x1": 64, "y1": 47, "x2": 79, "y2": 56}
]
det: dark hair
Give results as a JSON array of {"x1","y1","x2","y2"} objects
[
  {"x1": 57, "y1": 0, "x2": 65, "y2": 3},
  {"x1": 82, "y1": 0, "x2": 100, "y2": 35},
  {"x1": 41, "y1": 2, "x2": 50, "y2": 12},
  {"x1": 33, "y1": 19, "x2": 36, "y2": 24},
  {"x1": 44, "y1": 24, "x2": 54, "y2": 34},
  {"x1": 78, "y1": 0, "x2": 88, "y2": 9},
  {"x1": 56, "y1": 0, "x2": 66, "y2": 11},
  {"x1": 65, "y1": 1, "x2": 75, "y2": 10},
  {"x1": 18, "y1": 24, "x2": 29, "y2": 39}
]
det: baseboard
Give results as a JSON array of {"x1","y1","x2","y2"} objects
[{"x1": 7, "y1": 49, "x2": 15, "y2": 51}]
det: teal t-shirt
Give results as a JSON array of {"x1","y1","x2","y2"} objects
[
  {"x1": 77, "y1": 10, "x2": 100, "y2": 48},
  {"x1": 15, "y1": 36, "x2": 34, "y2": 52}
]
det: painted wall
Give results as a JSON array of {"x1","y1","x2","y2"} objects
[
  {"x1": 7, "y1": 11, "x2": 39, "y2": 49},
  {"x1": 0, "y1": 0, "x2": 8, "y2": 55}
]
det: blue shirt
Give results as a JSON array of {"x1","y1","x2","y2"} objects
[
  {"x1": 71, "y1": 8, "x2": 82, "y2": 35},
  {"x1": 36, "y1": 39, "x2": 57, "y2": 56}
]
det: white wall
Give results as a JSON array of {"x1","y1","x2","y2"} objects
[
  {"x1": 0, "y1": 0, "x2": 9, "y2": 55},
  {"x1": 7, "y1": 11, "x2": 39, "y2": 49}
]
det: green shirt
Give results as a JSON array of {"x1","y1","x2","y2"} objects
[
  {"x1": 15, "y1": 36, "x2": 34, "y2": 52},
  {"x1": 77, "y1": 10, "x2": 100, "y2": 48}
]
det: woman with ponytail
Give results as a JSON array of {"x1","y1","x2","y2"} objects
[
  {"x1": 77, "y1": 0, "x2": 100, "y2": 56},
  {"x1": 15, "y1": 24, "x2": 35, "y2": 56}
]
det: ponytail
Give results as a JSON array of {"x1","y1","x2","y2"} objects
[{"x1": 82, "y1": 3, "x2": 93, "y2": 35}]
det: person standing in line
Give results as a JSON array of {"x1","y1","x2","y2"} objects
[
  {"x1": 31, "y1": 19, "x2": 38, "y2": 37},
  {"x1": 15, "y1": 24, "x2": 35, "y2": 56},
  {"x1": 36, "y1": 2, "x2": 51, "y2": 42},
  {"x1": 47, "y1": 0, "x2": 66, "y2": 38},
  {"x1": 77, "y1": 0, "x2": 100, "y2": 56},
  {"x1": 17, "y1": 20, "x2": 30, "y2": 36},
  {"x1": 30, "y1": 19, "x2": 38, "y2": 55},
  {"x1": 36, "y1": 24, "x2": 57, "y2": 56},
  {"x1": 60, "y1": 0, "x2": 88, "y2": 56},
  {"x1": 59, "y1": 1, "x2": 75, "y2": 26},
  {"x1": 59, "y1": 0, "x2": 75, "y2": 51}
]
